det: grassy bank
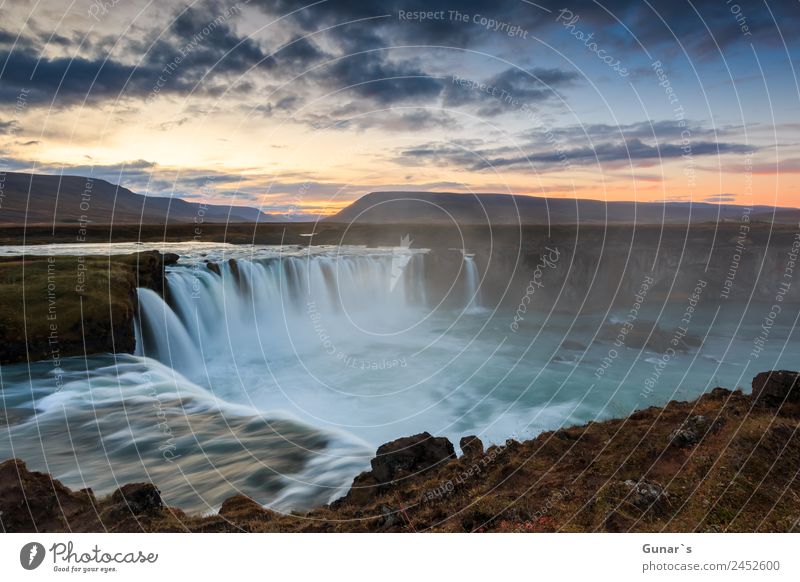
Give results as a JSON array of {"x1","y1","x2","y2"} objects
[{"x1": 0, "y1": 251, "x2": 166, "y2": 364}]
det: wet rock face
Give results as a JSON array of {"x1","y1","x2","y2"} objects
[
  {"x1": 372, "y1": 432, "x2": 456, "y2": 483},
  {"x1": 752, "y1": 371, "x2": 800, "y2": 405},
  {"x1": 205, "y1": 261, "x2": 221, "y2": 276}
]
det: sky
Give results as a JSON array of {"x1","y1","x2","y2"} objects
[{"x1": 1, "y1": 0, "x2": 799, "y2": 218}]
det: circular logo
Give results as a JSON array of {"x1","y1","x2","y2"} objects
[{"x1": 19, "y1": 542, "x2": 46, "y2": 570}]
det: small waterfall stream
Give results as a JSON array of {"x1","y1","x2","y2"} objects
[{"x1": 463, "y1": 254, "x2": 483, "y2": 313}]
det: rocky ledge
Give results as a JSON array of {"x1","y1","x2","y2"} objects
[
  {"x1": 1, "y1": 371, "x2": 798, "y2": 533},
  {"x1": 0, "y1": 251, "x2": 174, "y2": 364}
]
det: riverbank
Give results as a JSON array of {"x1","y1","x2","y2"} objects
[
  {"x1": 2, "y1": 371, "x2": 797, "y2": 533},
  {"x1": 0, "y1": 251, "x2": 169, "y2": 364}
]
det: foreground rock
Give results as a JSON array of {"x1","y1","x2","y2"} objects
[
  {"x1": 752, "y1": 371, "x2": 800, "y2": 405},
  {"x1": 1, "y1": 372, "x2": 799, "y2": 532},
  {"x1": 335, "y1": 432, "x2": 456, "y2": 507},
  {"x1": 459, "y1": 435, "x2": 484, "y2": 459},
  {"x1": 0, "y1": 459, "x2": 98, "y2": 532}
]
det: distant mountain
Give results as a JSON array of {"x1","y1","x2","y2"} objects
[
  {"x1": 327, "y1": 191, "x2": 788, "y2": 225},
  {"x1": 0, "y1": 172, "x2": 274, "y2": 225}
]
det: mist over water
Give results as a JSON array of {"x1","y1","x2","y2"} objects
[{"x1": 2, "y1": 243, "x2": 798, "y2": 512}]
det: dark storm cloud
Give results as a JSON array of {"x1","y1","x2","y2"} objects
[
  {"x1": 326, "y1": 109, "x2": 458, "y2": 132},
  {"x1": 442, "y1": 67, "x2": 579, "y2": 115},
  {"x1": 400, "y1": 137, "x2": 753, "y2": 171},
  {"x1": 0, "y1": 0, "x2": 448, "y2": 109},
  {"x1": 0, "y1": 1, "x2": 276, "y2": 107},
  {"x1": 0, "y1": 48, "x2": 157, "y2": 106},
  {"x1": 3, "y1": 0, "x2": 797, "y2": 119},
  {"x1": 249, "y1": 0, "x2": 542, "y2": 46},
  {"x1": 266, "y1": 36, "x2": 329, "y2": 69},
  {"x1": 0, "y1": 29, "x2": 20, "y2": 46},
  {"x1": 314, "y1": 51, "x2": 444, "y2": 104},
  {"x1": 252, "y1": 0, "x2": 800, "y2": 59},
  {"x1": 520, "y1": 120, "x2": 741, "y2": 146}
]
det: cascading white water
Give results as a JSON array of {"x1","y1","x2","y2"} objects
[
  {"x1": 135, "y1": 252, "x2": 430, "y2": 378},
  {"x1": 463, "y1": 255, "x2": 483, "y2": 313},
  {"x1": 135, "y1": 287, "x2": 203, "y2": 377}
]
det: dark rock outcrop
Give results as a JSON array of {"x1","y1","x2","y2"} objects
[
  {"x1": 371, "y1": 432, "x2": 456, "y2": 483},
  {"x1": 228, "y1": 259, "x2": 241, "y2": 284},
  {"x1": 0, "y1": 459, "x2": 97, "y2": 532},
  {"x1": 752, "y1": 371, "x2": 800, "y2": 405},
  {"x1": 109, "y1": 483, "x2": 162, "y2": 515},
  {"x1": 334, "y1": 432, "x2": 456, "y2": 507},
  {"x1": 206, "y1": 261, "x2": 221, "y2": 276},
  {"x1": 460, "y1": 435, "x2": 484, "y2": 459}
]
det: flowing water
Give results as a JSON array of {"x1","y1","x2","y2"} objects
[{"x1": 1, "y1": 243, "x2": 798, "y2": 513}]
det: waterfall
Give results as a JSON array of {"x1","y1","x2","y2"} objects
[
  {"x1": 134, "y1": 251, "x2": 431, "y2": 371},
  {"x1": 463, "y1": 254, "x2": 483, "y2": 313},
  {"x1": 135, "y1": 288, "x2": 203, "y2": 378}
]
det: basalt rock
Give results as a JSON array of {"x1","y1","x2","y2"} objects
[
  {"x1": 0, "y1": 250, "x2": 168, "y2": 364},
  {"x1": 333, "y1": 432, "x2": 456, "y2": 507},
  {"x1": 110, "y1": 483, "x2": 163, "y2": 515},
  {"x1": 752, "y1": 371, "x2": 800, "y2": 405},
  {"x1": 228, "y1": 258, "x2": 241, "y2": 285},
  {"x1": 206, "y1": 261, "x2": 221, "y2": 276},
  {"x1": 460, "y1": 435, "x2": 484, "y2": 459},
  {"x1": 2, "y1": 372, "x2": 800, "y2": 532},
  {"x1": 371, "y1": 432, "x2": 456, "y2": 484},
  {"x1": 0, "y1": 459, "x2": 96, "y2": 532}
]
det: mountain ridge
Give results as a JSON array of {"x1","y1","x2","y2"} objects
[
  {"x1": 327, "y1": 191, "x2": 794, "y2": 225},
  {"x1": 0, "y1": 172, "x2": 274, "y2": 225}
]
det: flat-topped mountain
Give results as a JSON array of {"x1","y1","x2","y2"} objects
[
  {"x1": 327, "y1": 191, "x2": 791, "y2": 225},
  {"x1": 3, "y1": 174, "x2": 794, "y2": 227},
  {"x1": 0, "y1": 172, "x2": 271, "y2": 225}
]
